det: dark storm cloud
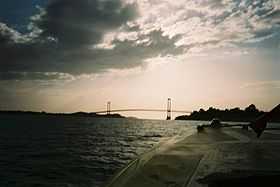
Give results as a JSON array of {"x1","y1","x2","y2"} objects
[
  {"x1": 0, "y1": 0, "x2": 186, "y2": 78},
  {"x1": 36, "y1": 0, "x2": 136, "y2": 47},
  {"x1": 0, "y1": 0, "x2": 186, "y2": 79},
  {"x1": 0, "y1": 0, "x2": 138, "y2": 77},
  {"x1": 0, "y1": 72, "x2": 74, "y2": 81},
  {"x1": 0, "y1": 22, "x2": 57, "y2": 73},
  {"x1": 58, "y1": 30, "x2": 185, "y2": 74}
]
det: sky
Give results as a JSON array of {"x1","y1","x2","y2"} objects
[{"x1": 0, "y1": 0, "x2": 279, "y2": 119}]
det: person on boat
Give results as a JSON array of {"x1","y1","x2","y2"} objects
[{"x1": 210, "y1": 118, "x2": 222, "y2": 128}]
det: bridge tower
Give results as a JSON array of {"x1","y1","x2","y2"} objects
[
  {"x1": 107, "y1": 101, "x2": 111, "y2": 115},
  {"x1": 166, "y1": 98, "x2": 171, "y2": 120}
]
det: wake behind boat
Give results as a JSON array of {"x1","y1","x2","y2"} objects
[{"x1": 105, "y1": 104, "x2": 280, "y2": 187}]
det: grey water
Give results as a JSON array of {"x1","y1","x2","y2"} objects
[{"x1": 0, "y1": 115, "x2": 200, "y2": 187}]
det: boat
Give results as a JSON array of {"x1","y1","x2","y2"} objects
[{"x1": 105, "y1": 104, "x2": 280, "y2": 187}]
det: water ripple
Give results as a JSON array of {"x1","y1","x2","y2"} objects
[{"x1": 0, "y1": 115, "x2": 196, "y2": 187}]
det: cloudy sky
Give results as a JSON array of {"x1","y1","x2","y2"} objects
[{"x1": 0, "y1": 0, "x2": 279, "y2": 119}]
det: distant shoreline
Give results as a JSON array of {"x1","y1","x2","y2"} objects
[
  {"x1": 0, "y1": 110, "x2": 125, "y2": 119},
  {"x1": 175, "y1": 104, "x2": 280, "y2": 123}
]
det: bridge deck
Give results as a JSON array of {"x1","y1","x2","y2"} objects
[{"x1": 95, "y1": 108, "x2": 191, "y2": 114}]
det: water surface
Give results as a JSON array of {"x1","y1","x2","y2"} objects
[{"x1": 0, "y1": 115, "x2": 198, "y2": 187}]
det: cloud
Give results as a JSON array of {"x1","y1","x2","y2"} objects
[
  {"x1": 241, "y1": 80, "x2": 280, "y2": 89},
  {"x1": 55, "y1": 29, "x2": 184, "y2": 74},
  {"x1": 0, "y1": 71, "x2": 75, "y2": 81},
  {"x1": 0, "y1": 0, "x2": 279, "y2": 80},
  {"x1": 36, "y1": 0, "x2": 137, "y2": 48},
  {"x1": 0, "y1": 0, "x2": 137, "y2": 75},
  {"x1": 0, "y1": 0, "x2": 186, "y2": 78},
  {"x1": 124, "y1": 0, "x2": 280, "y2": 50},
  {"x1": 0, "y1": 23, "x2": 29, "y2": 43}
]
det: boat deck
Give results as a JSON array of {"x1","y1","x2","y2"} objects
[{"x1": 106, "y1": 128, "x2": 280, "y2": 187}]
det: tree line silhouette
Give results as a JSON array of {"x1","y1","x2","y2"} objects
[
  {"x1": 175, "y1": 104, "x2": 280, "y2": 122},
  {"x1": 0, "y1": 110, "x2": 124, "y2": 118}
]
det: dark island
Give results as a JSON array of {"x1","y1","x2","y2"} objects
[
  {"x1": 0, "y1": 110, "x2": 125, "y2": 118},
  {"x1": 175, "y1": 104, "x2": 280, "y2": 123}
]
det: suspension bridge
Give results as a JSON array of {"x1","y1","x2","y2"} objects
[{"x1": 94, "y1": 98, "x2": 192, "y2": 120}]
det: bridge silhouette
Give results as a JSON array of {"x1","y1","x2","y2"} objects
[{"x1": 94, "y1": 98, "x2": 191, "y2": 120}]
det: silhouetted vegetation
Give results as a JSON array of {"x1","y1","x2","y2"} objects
[
  {"x1": 175, "y1": 104, "x2": 280, "y2": 122},
  {"x1": 0, "y1": 110, "x2": 125, "y2": 118}
]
